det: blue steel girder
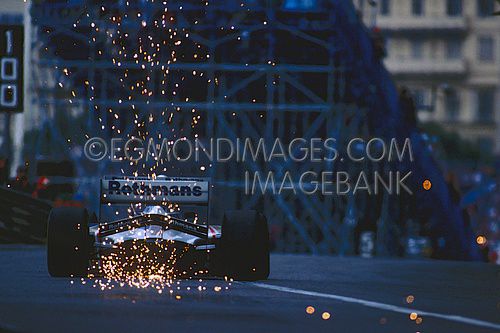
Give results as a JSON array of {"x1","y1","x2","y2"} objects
[
  {"x1": 209, "y1": 104, "x2": 319, "y2": 253},
  {"x1": 205, "y1": 103, "x2": 360, "y2": 252},
  {"x1": 29, "y1": 0, "x2": 373, "y2": 255}
]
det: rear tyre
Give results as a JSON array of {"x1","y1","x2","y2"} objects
[
  {"x1": 47, "y1": 207, "x2": 90, "y2": 277},
  {"x1": 219, "y1": 210, "x2": 269, "y2": 281}
]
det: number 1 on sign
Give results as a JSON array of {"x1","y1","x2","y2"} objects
[{"x1": 5, "y1": 30, "x2": 13, "y2": 55}]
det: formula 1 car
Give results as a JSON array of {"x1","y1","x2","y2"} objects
[{"x1": 46, "y1": 176, "x2": 269, "y2": 281}]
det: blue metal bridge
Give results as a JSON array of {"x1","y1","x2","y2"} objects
[{"x1": 24, "y1": 0, "x2": 480, "y2": 259}]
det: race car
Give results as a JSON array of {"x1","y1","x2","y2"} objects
[{"x1": 46, "y1": 176, "x2": 269, "y2": 281}]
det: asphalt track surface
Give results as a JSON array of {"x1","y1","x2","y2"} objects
[{"x1": 0, "y1": 245, "x2": 499, "y2": 333}]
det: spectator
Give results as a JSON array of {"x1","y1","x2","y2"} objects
[{"x1": 9, "y1": 166, "x2": 33, "y2": 193}]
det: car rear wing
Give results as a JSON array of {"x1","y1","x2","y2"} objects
[{"x1": 100, "y1": 176, "x2": 210, "y2": 205}]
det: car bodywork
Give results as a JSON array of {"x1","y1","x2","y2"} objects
[
  {"x1": 90, "y1": 176, "x2": 220, "y2": 275},
  {"x1": 47, "y1": 175, "x2": 270, "y2": 280}
]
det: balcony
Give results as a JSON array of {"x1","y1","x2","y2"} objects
[
  {"x1": 377, "y1": 16, "x2": 469, "y2": 35},
  {"x1": 384, "y1": 58, "x2": 468, "y2": 77}
]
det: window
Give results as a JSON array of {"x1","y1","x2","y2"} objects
[
  {"x1": 380, "y1": 0, "x2": 390, "y2": 15},
  {"x1": 411, "y1": 40, "x2": 424, "y2": 59},
  {"x1": 477, "y1": 0, "x2": 494, "y2": 17},
  {"x1": 384, "y1": 38, "x2": 391, "y2": 57},
  {"x1": 412, "y1": 0, "x2": 425, "y2": 16},
  {"x1": 444, "y1": 88, "x2": 460, "y2": 121},
  {"x1": 478, "y1": 36, "x2": 495, "y2": 62},
  {"x1": 446, "y1": 39, "x2": 462, "y2": 59},
  {"x1": 446, "y1": 0, "x2": 462, "y2": 16},
  {"x1": 412, "y1": 89, "x2": 429, "y2": 110},
  {"x1": 477, "y1": 88, "x2": 495, "y2": 122}
]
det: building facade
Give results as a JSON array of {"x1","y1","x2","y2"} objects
[{"x1": 356, "y1": 0, "x2": 500, "y2": 155}]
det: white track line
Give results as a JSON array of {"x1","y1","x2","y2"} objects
[{"x1": 251, "y1": 282, "x2": 500, "y2": 331}]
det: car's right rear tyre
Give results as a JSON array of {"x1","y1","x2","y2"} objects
[{"x1": 47, "y1": 207, "x2": 90, "y2": 277}]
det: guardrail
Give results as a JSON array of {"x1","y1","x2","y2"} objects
[{"x1": 0, "y1": 187, "x2": 52, "y2": 243}]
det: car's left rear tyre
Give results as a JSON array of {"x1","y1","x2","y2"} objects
[
  {"x1": 218, "y1": 210, "x2": 270, "y2": 281},
  {"x1": 47, "y1": 207, "x2": 90, "y2": 277}
]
